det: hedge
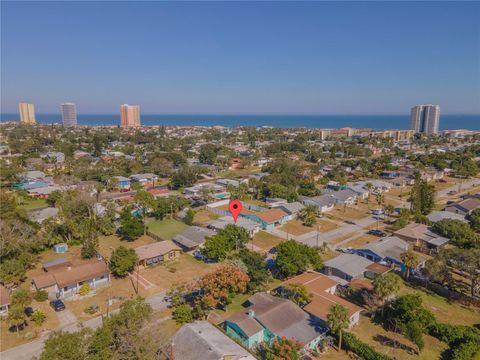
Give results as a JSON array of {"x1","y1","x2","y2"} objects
[
  {"x1": 342, "y1": 332, "x2": 394, "y2": 360},
  {"x1": 426, "y1": 322, "x2": 480, "y2": 360}
]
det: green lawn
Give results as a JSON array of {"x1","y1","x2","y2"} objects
[
  {"x1": 399, "y1": 283, "x2": 480, "y2": 326},
  {"x1": 146, "y1": 218, "x2": 188, "y2": 240},
  {"x1": 17, "y1": 197, "x2": 48, "y2": 210}
]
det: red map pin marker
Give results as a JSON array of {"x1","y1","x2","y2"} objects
[{"x1": 229, "y1": 200, "x2": 243, "y2": 223}]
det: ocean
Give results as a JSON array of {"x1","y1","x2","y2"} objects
[{"x1": 1, "y1": 114, "x2": 479, "y2": 130}]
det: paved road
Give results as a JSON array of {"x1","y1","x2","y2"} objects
[
  {"x1": 0, "y1": 290, "x2": 168, "y2": 360},
  {"x1": 436, "y1": 178, "x2": 480, "y2": 198},
  {"x1": 268, "y1": 216, "x2": 377, "y2": 248}
]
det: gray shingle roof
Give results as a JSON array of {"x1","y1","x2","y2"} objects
[
  {"x1": 227, "y1": 292, "x2": 326, "y2": 345},
  {"x1": 172, "y1": 321, "x2": 254, "y2": 360},
  {"x1": 172, "y1": 226, "x2": 216, "y2": 249},
  {"x1": 324, "y1": 253, "x2": 373, "y2": 278}
]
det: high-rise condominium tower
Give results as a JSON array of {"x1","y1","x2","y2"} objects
[
  {"x1": 61, "y1": 103, "x2": 77, "y2": 126},
  {"x1": 19, "y1": 102, "x2": 37, "y2": 124},
  {"x1": 410, "y1": 104, "x2": 440, "y2": 134},
  {"x1": 120, "y1": 104, "x2": 140, "y2": 128}
]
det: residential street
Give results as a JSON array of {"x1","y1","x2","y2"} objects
[
  {"x1": 0, "y1": 290, "x2": 168, "y2": 360},
  {"x1": 268, "y1": 215, "x2": 377, "y2": 248}
]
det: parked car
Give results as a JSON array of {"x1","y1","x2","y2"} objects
[
  {"x1": 367, "y1": 229, "x2": 387, "y2": 237},
  {"x1": 50, "y1": 299, "x2": 66, "y2": 312},
  {"x1": 24, "y1": 307, "x2": 34, "y2": 316}
]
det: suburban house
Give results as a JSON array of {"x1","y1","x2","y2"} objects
[
  {"x1": 42, "y1": 258, "x2": 72, "y2": 272},
  {"x1": 445, "y1": 197, "x2": 480, "y2": 216},
  {"x1": 112, "y1": 176, "x2": 130, "y2": 191},
  {"x1": 208, "y1": 216, "x2": 260, "y2": 237},
  {"x1": 354, "y1": 236, "x2": 426, "y2": 269},
  {"x1": 323, "y1": 253, "x2": 390, "y2": 282},
  {"x1": 274, "y1": 201, "x2": 305, "y2": 221},
  {"x1": 357, "y1": 180, "x2": 392, "y2": 193},
  {"x1": 280, "y1": 272, "x2": 363, "y2": 329},
  {"x1": 327, "y1": 189, "x2": 358, "y2": 205},
  {"x1": 32, "y1": 259, "x2": 110, "y2": 298},
  {"x1": 172, "y1": 226, "x2": 216, "y2": 251},
  {"x1": 185, "y1": 183, "x2": 229, "y2": 200},
  {"x1": 427, "y1": 210, "x2": 467, "y2": 223},
  {"x1": 216, "y1": 178, "x2": 240, "y2": 188},
  {"x1": 135, "y1": 240, "x2": 181, "y2": 267},
  {"x1": 225, "y1": 292, "x2": 327, "y2": 350},
  {"x1": 130, "y1": 173, "x2": 158, "y2": 188},
  {"x1": 0, "y1": 285, "x2": 10, "y2": 315},
  {"x1": 239, "y1": 208, "x2": 289, "y2": 230},
  {"x1": 347, "y1": 184, "x2": 370, "y2": 199},
  {"x1": 300, "y1": 195, "x2": 336, "y2": 213},
  {"x1": 171, "y1": 321, "x2": 255, "y2": 360},
  {"x1": 394, "y1": 223, "x2": 450, "y2": 252}
]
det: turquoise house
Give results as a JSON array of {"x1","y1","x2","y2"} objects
[
  {"x1": 239, "y1": 208, "x2": 289, "y2": 231},
  {"x1": 225, "y1": 292, "x2": 327, "y2": 351}
]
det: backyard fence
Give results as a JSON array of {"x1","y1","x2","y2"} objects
[{"x1": 407, "y1": 274, "x2": 480, "y2": 308}]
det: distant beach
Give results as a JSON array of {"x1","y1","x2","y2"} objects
[{"x1": 1, "y1": 114, "x2": 479, "y2": 130}]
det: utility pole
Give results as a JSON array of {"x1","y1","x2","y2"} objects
[
  {"x1": 316, "y1": 223, "x2": 319, "y2": 248},
  {"x1": 136, "y1": 259, "x2": 140, "y2": 295}
]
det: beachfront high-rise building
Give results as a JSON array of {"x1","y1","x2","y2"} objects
[
  {"x1": 120, "y1": 104, "x2": 140, "y2": 128},
  {"x1": 410, "y1": 104, "x2": 440, "y2": 134},
  {"x1": 19, "y1": 102, "x2": 37, "y2": 124},
  {"x1": 61, "y1": 103, "x2": 77, "y2": 126}
]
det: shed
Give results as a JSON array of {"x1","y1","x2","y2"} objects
[{"x1": 54, "y1": 243, "x2": 69, "y2": 253}]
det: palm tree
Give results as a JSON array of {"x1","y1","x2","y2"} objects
[
  {"x1": 401, "y1": 250, "x2": 419, "y2": 280},
  {"x1": 384, "y1": 204, "x2": 395, "y2": 222},
  {"x1": 299, "y1": 205, "x2": 318, "y2": 227},
  {"x1": 365, "y1": 182, "x2": 374, "y2": 209},
  {"x1": 372, "y1": 272, "x2": 402, "y2": 316},
  {"x1": 327, "y1": 304, "x2": 350, "y2": 350}
]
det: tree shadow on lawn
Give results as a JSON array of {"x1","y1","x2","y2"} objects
[{"x1": 373, "y1": 334, "x2": 417, "y2": 355}]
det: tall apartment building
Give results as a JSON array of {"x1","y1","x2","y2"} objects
[
  {"x1": 410, "y1": 104, "x2": 440, "y2": 134},
  {"x1": 120, "y1": 104, "x2": 140, "y2": 128},
  {"x1": 61, "y1": 103, "x2": 77, "y2": 126},
  {"x1": 19, "y1": 102, "x2": 37, "y2": 124}
]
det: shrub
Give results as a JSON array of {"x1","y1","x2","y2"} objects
[
  {"x1": 427, "y1": 322, "x2": 480, "y2": 360},
  {"x1": 84, "y1": 304, "x2": 99, "y2": 315},
  {"x1": 342, "y1": 332, "x2": 394, "y2": 360},
  {"x1": 172, "y1": 304, "x2": 193, "y2": 324},
  {"x1": 34, "y1": 290, "x2": 48, "y2": 302},
  {"x1": 31, "y1": 310, "x2": 46, "y2": 326},
  {"x1": 79, "y1": 283, "x2": 91, "y2": 296}
]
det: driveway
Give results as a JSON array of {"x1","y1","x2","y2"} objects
[{"x1": 56, "y1": 309, "x2": 77, "y2": 327}]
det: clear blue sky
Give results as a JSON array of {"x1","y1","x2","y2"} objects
[{"x1": 1, "y1": 1, "x2": 479, "y2": 115}]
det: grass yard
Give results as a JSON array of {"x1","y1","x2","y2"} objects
[
  {"x1": 0, "y1": 298, "x2": 60, "y2": 351},
  {"x1": 252, "y1": 231, "x2": 284, "y2": 251},
  {"x1": 193, "y1": 209, "x2": 219, "y2": 226},
  {"x1": 399, "y1": 283, "x2": 480, "y2": 326},
  {"x1": 98, "y1": 234, "x2": 156, "y2": 259},
  {"x1": 146, "y1": 218, "x2": 188, "y2": 240},
  {"x1": 321, "y1": 248, "x2": 340, "y2": 262},
  {"x1": 140, "y1": 254, "x2": 219, "y2": 290},
  {"x1": 279, "y1": 219, "x2": 315, "y2": 236},
  {"x1": 329, "y1": 206, "x2": 369, "y2": 221},
  {"x1": 17, "y1": 197, "x2": 47, "y2": 210},
  {"x1": 351, "y1": 316, "x2": 447, "y2": 360},
  {"x1": 342, "y1": 234, "x2": 378, "y2": 249},
  {"x1": 317, "y1": 218, "x2": 340, "y2": 232}
]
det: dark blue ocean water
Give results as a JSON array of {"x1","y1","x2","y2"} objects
[{"x1": 1, "y1": 114, "x2": 479, "y2": 130}]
